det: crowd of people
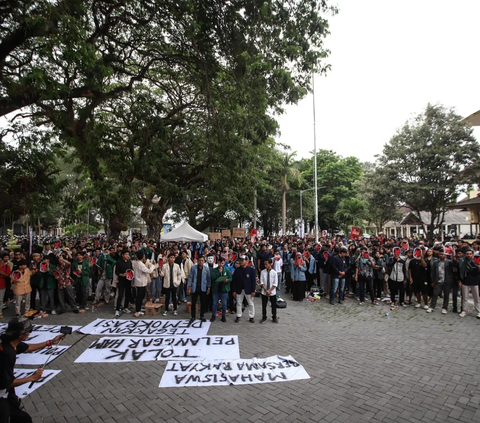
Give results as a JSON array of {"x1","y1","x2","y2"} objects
[{"x1": 1, "y1": 231, "x2": 480, "y2": 323}]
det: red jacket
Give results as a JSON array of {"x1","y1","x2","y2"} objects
[{"x1": 0, "y1": 262, "x2": 12, "y2": 289}]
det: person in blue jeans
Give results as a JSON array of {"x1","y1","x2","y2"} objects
[
  {"x1": 330, "y1": 247, "x2": 348, "y2": 304},
  {"x1": 150, "y1": 255, "x2": 163, "y2": 302},
  {"x1": 210, "y1": 257, "x2": 232, "y2": 322}
]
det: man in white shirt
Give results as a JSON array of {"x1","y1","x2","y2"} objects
[
  {"x1": 273, "y1": 250, "x2": 283, "y2": 299},
  {"x1": 260, "y1": 259, "x2": 278, "y2": 323}
]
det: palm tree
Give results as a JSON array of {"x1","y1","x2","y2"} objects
[
  {"x1": 334, "y1": 198, "x2": 367, "y2": 237},
  {"x1": 280, "y1": 151, "x2": 301, "y2": 234}
]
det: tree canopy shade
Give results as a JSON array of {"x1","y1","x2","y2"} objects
[{"x1": 377, "y1": 103, "x2": 480, "y2": 239}]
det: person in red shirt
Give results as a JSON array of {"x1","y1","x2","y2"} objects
[{"x1": 0, "y1": 253, "x2": 12, "y2": 319}]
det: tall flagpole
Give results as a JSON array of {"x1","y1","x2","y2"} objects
[{"x1": 313, "y1": 74, "x2": 319, "y2": 243}]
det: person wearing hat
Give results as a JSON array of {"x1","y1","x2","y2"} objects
[
  {"x1": 210, "y1": 257, "x2": 232, "y2": 322},
  {"x1": 0, "y1": 316, "x2": 65, "y2": 422},
  {"x1": 231, "y1": 255, "x2": 256, "y2": 323}
]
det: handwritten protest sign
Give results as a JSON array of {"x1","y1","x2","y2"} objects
[
  {"x1": 14, "y1": 369, "x2": 61, "y2": 398},
  {"x1": 159, "y1": 355, "x2": 310, "y2": 388},
  {"x1": 16, "y1": 345, "x2": 71, "y2": 366},
  {"x1": 79, "y1": 319, "x2": 210, "y2": 337},
  {"x1": 74, "y1": 335, "x2": 239, "y2": 363},
  {"x1": 0, "y1": 324, "x2": 82, "y2": 344}
]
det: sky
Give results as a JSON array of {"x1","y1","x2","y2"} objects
[{"x1": 276, "y1": 0, "x2": 480, "y2": 163}]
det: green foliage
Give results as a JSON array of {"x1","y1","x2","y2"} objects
[
  {"x1": 334, "y1": 198, "x2": 367, "y2": 237},
  {"x1": 377, "y1": 103, "x2": 479, "y2": 237}
]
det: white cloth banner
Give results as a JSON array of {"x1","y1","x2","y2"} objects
[
  {"x1": 74, "y1": 335, "x2": 239, "y2": 363},
  {"x1": 79, "y1": 318, "x2": 210, "y2": 337},
  {"x1": 15, "y1": 346, "x2": 71, "y2": 366},
  {"x1": 0, "y1": 324, "x2": 82, "y2": 344},
  {"x1": 159, "y1": 355, "x2": 310, "y2": 388},
  {"x1": 13, "y1": 369, "x2": 61, "y2": 398}
]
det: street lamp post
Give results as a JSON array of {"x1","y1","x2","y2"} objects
[{"x1": 299, "y1": 186, "x2": 325, "y2": 237}]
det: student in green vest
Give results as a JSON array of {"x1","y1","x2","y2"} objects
[
  {"x1": 210, "y1": 257, "x2": 232, "y2": 322},
  {"x1": 71, "y1": 252, "x2": 90, "y2": 310},
  {"x1": 93, "y1": 247, "x2": 117, "y2": 305},
  {"x1": 39, "y1": 256, "x2": 57, "y2": 314}
]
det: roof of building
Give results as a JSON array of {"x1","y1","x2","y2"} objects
[
  {"x1": 448, "y1": 194, "x2": 480, "y2": 208},
  {"x1": 400, "y1": 210, "x2": 470, "y2": 226}
]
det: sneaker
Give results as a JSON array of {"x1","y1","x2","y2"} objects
[
  {"x1": 115, "y1": 310, "x2": 120, "y2": 316},
  {"x1": 84, "y1": 306, "x2": 89, "y2": 310},
  {"x1": 442, "y1": 309, "x2": 447, "y2": 315},
  {"x1": 201, "y1": 317, "x2": 206, "y2": 323},
  {"x1": 249, "y1": 318, "x2": 255, "y2": 323},
  {"x1": 415, "y1": 304, "x2": 421, "y2": 308},
  {"x1": 155, "y1": 298, "x2": 160, "y2": 303},
  {"x1": 163, "y1": 311, "x2": 168, "y2": 316},
  {"x1": 173, "y1": 310, "x2": 178, "y2": 316},
  {"x1": 372, "y1": 301, "x2": 378, "y2": 305},
  {"x1": 51, "y1": 310, "x2": 57, "y2": 315},
  {"x1": 2, "y1": 304, "x2": 7, "y2": 310},
  {"x1": 105, "y1": 300, "x2": 110, "y2": 305},
  {"x1": 272, "y1": 318, "x2": 279, "y2": 323},
  {"x1": 123, "y1": 308, "x2": 131, "y2": 314},
  {"x1": 210, "y1": 316, "x2": 216, "y2": 322},
  {"x1": 235, "y1": 317, "x2": 240, "y2": 323},
  {"x1": 390, "y1": 304, "x2": 398, "y2": 311},
  {"x1": 260, "y1": 318, "x2": 267, "y2": 324},
  {"x1": 426, "y1": 308, "x2": 433, "y2": 313},
  {"x1": 359, "y1": 302, "x2": 364, "y2": 305},
  {"x1": 459, "y1": 311, "x2": 466, "y2": 317},
  {"x1": 423, "y1": 305, "x2": 429, "y2": 310},
  {"x1": 401, "y1": 303, "x2": 407, "y2": 308},
  {"x1": 221, "y1": 316, "x2": 226, "y2": 322}
]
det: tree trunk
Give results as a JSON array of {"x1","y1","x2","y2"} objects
[
  {"x1": 105, "y1": 215, "x2": 127, "y2": 240},
  {"x1": 140, "y1": 198, "x2": 169, "y2": 239}
]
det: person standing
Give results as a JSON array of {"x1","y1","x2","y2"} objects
[
  {"x1": 260, "y1": 259, "x2": 278, "y2": 323},
  {"x1": 11, "y1": 260, "x2": 32, "y2": 316},
  {"x1": 187, "y1": 256, "x2": 211, "y2": 323},
  {"x1": 71, "y1": 252, "x2": 90, "y2": 311},
  {"x1": 0, "y1": 253, "x2": 12, "y2": 319},
  {"x1": 458, "y1": 249, "x2": 480, "y2": 318},
  {"x1": 132, "y1": 251, "x2": 156, "y2": 317},
  {"x1": 160, "y1": 253, "x2": 184, "y2": 317},
  {"x1": 291, "y1": 252, "x2": 307, "y2": 302},
  {"x1": 331, "y1": 247, "x2": 348, "y2": 304},
  {"x1": 280, "y1": 244, "x2": 291, "y2": 294},
  {"x1": 39, "y1": 256, "x2": 57, "y2": 314},
  {"x1": 56, "y1": 255, "x2": 79, "y2": 314},
  {"x1": 388, "y1": 251, "x2": 407, "y2": 310},
  {"x1": 409, "y1": 250, "x2": 429, "y2": 310},
  {"x1": 114, "y1": 249, "x2": 133, "y2": 317},
  {"x1": 210, "y1": 257, "x2": 232, "y2": 322},
  {"x1": 179, "y1": 250, "x2": 193, "y2": 303},
  {"x1": 428, "y1": 250, "x2": 457, "y2": 314},
  {"x1": 231, "y1": 255, "x2": 256, "y2": 323},
  {"x1": 93, "y1": 247, "x2": 116, "y2": 305},
  {"x1": 355, "y1": 250, "x2": 377, "y2": 305}
]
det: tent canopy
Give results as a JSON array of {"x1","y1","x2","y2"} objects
[{"x1": 160, "y1": 221, "x2": 208, "y2": 243}]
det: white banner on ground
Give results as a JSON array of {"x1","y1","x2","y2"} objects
[
  {"x1": 0, "y1": 324, "x2": 82, "y2": 344},
  {"x1": 13, "y1": 369, "x2": 61, "y2": 398},
  {"x1": 15, "y1": 345, "x2": 71, "y2": 366},
  {"x1": 74, "y1": 335, "x2": 239, "y2": 363},
  {"x1": 79, "y1": 318, "x2": 210, "y2": 337},
  {"x1": 159, "y1": 355, "x2": 310, "y2": 388}
]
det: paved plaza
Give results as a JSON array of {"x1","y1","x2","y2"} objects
[{"x1": 8, "y1": 297, "x2": 480, "y2": 423}]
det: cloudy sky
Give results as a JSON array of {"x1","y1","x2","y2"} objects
[{"x1": 276, "y1": 0, "x2": 480, "y2": 163}]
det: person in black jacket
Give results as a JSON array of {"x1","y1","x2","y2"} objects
[
  {"x1": 388, "y1": 252, "x2": 407, "y2": 310},
  {"x1": 458, "y1": 250, "x2": 480, "y2": 318},
  {"x1": 231, "y1": 256, "x2": 257, "y2": 323},
  {"x1": 427, "y1": 250, "x2": 457, "y2": 314},
  {"x1": 114, "y1": 249, "x2": 133, "y2": 317}
]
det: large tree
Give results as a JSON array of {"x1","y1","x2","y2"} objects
[{"x1": 377, "y1": 103, "x2": 479, "y2": 239}]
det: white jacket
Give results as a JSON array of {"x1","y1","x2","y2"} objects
[{"x1": 132, "y1": 260, "x2": 156, "y2": 287}]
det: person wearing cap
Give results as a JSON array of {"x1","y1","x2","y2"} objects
[
  {"x1": 260, "y1": 258, "x2": 278, "y2": 323},
  {"x1": 231, "y1": 255, "x2": 256, "y2": 323},
  {"x1": 210, "y1": 257, "x2": 232, "y2": 322},
  {"x1": 458, "y1": 249, "x2": 480, "y2": 318},
  {"x1": 0, "y1": 316, "x2": 65, "y2": 422}
]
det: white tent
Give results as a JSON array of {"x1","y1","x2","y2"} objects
[{"x1": 160, "y1": 221, "x2": 208, "y2": 243}]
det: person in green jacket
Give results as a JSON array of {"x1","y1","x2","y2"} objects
[
  {"x1": 71, "y1": 252, "x2": 90, "y2": 310},
  {"x1": 210, "y1": 257, "x2": 232, "y2": 323},
  {"x1": 93, "y1": 248, "x2": 117, "y2": 305},
  {"x1": 39, "y1": 256, "x2": 57, "y2": 314}
]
